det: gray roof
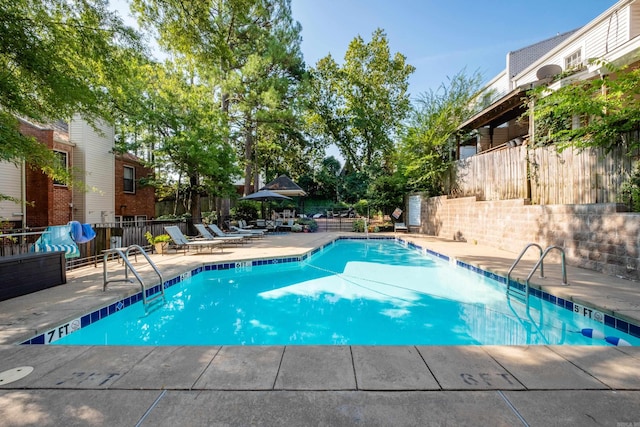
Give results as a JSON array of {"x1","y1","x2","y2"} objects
[{"x1": 508, "y1": 28, "x2": 580, "y2": 77}]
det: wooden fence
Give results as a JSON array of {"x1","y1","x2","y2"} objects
[{"x1": 447, "y1": 144, "x2": 639, "y2": 205}]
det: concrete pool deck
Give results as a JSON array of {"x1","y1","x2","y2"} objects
[{"x1": 1, "y1": 232, "x2": 640, "y2": 426}]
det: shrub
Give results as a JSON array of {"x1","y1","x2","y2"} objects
[
  {"x1": 145, "y1": 231, "x2": 171, "y2": 245},
  {"x1": 295, "y1": 217, "x2": 318, "y2": 232},
  {"x1": 619, "y1": 162, "x2": 640, "y2": 212},
  {"x1": 231, "y1": 201, "x2": 259, "y2": 221}
]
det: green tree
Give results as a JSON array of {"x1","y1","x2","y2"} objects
[
  {"x1": 115, "y1": 59, "x2": 240, "y2": 221},
  {"x1": 0, "y1": 0, "x2": 141, "y2": 195},
  {"x1": 308, "y1": 29, "x2": 414, "y2": 183},
  {"x1": 132, "y1": 0, "x2": 309, "y2": 198},
  {"x1": 399, "y1": 69, "x2": 484, "y2": 194}
]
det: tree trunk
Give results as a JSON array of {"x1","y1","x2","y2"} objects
[
  {"x1": 243, "y1": 118, "x2": 254, "y2": 196},
  {"x1": 189, "y1": 174, "x2": 201, "y2": 223}
]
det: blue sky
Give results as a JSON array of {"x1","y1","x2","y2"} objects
[{"x1": 290, "y1": 0, "x2": 618, "y2": 98}]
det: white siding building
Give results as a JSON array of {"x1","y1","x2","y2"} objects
[
  {"x1": 69, "y1": 115, "x2": 116, "y2": 224},
  {"x1": 0, "y1": 162, "x2": 24, "y2": 223},
  {"x1": 459, "y1": 0, "x2": 640, "y2": 154}
]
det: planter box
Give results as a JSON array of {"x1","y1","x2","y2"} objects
[{"x1": 0, "y1": 251, "x2": 66, "y2": 301}]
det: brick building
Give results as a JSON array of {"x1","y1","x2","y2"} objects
[
  {"x1": 0, "y1": 117, "x2": 156, "y2": 229},
  {"x1": 114, "y1": 153, "x2": 156, "y2": 223},
  {"x1": 21, "y1": 120, "x2": 74, "y2": 227}
]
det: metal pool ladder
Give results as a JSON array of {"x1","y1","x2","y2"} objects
[
  {"x1": 102, "y1": 244, "x2": 165, "y2": 307},
  {"x1": 507, "y1": 243, "x2": 568, "y2": 308}
]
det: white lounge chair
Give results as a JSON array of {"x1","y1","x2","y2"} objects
[
  {"x1": 194, "y1": 223, "x2": 248, "y2": 244},
  {"x1": 207, "y1": 224, "x2": 254, "y2": 242},
  {"x1": 229, "y1": 223, "x2": 266, "y2": 237},
  {"x1": 164, "y1": 226, "x2": 223, "y2": 254}
]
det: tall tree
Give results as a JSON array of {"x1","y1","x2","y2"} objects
[
  {"x1": 308, "y1": 29, "x2": 414, "y2": 179},
  {"x1": 132, "y1": 0, "x2": 308, "y2": 198},
  {"x1": 0, "y1": 0, "x2": 142, "y2": 193},
  {"x1": 113, "y1": 59, "x2": 240, "y2": 221},
  {"x1": 399, "y1": 69, "x2": 484, "y2": 195}
]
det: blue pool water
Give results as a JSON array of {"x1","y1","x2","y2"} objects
[{"x1": 53, "y1": 239, "x2": 640, "y2": 346}]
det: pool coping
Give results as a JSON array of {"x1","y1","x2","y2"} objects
[{"x1": 19, "y1": 235, "x2": 640, "y2": 346}]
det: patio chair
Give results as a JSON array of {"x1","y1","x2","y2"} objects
[
  {"x1": 392, "y1": 207, "x2": 408, "y2": 233},
  {"x1": 394, "y1": 222, "x2": 408, "y2": 233},
  {"x1": 206, "y1": 224, "x2": 252, "y2": 243},
  {"x1": 164, "y1": 226, "x2": 223, "y2": 254},
  {"x1": 229, "y1": 223, "x2": 266, "y2": 237},
  {"x1": 278, "y1": 218, "x2": 295, "y2": 231}
]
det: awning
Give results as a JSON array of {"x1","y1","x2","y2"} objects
[{"x1": 458, "y1": 88, "x2": 529, "y2": 132}]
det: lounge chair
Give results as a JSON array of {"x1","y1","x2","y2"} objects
[
  {"x1": 392, "y1": 207, "x2": 408, "y2": 233},
  {"x1": 193, "y1": 223, "x2": 248, "y2": 244},
  {"x1": 278, "y1": 218, "x2": 294, "y2": 231},
  {"x1": 206, "y1": 224, "x2": 253, "y2": 242},
  {"x1": 238, "y1": 220, "x2": 259, "y2": 230},
  {"x1": 229, "y1": 223, "x2": 266, "y2": 237},
  {"x1": 394, "y1": 222, "x2": 408, "y2": 233},
  {"x1": 164, "y1": 226, "x2": 223, "y2": 254}
]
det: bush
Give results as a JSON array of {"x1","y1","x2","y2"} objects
[
  {"x1": 352, "y1": 218, "x2": 365, "y2": 232},
  {"x1": 353, "y1": 199, "x2": 369, "y2": 217},
  {"x1": 295, "y1": 217, "x2": 318, "y2": 232},
  {"x1": 619, "y1": 162, "x2": 640, "y2": 212},
  {"x1": 231, "y1": 201, "x2": 259, "y2": 221}
]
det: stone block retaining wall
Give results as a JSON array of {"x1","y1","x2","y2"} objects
[{"x1": 414, "y1": 195, "x2": 640, "y2": 281}]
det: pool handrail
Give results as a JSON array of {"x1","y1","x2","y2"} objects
[
  {"x1": 102, "y1": 244, "x2": 165, "y2": 307},
  {"x1": 506, "y1": 243, "x2": 544, "y2": 302}
]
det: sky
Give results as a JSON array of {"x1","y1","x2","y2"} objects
[{"x1": 290, "y1": 0, "x2": 618, "y2": 98}]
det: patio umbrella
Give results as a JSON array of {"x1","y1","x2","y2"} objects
[
  {"x1": 240, "y1": 190, "x2": 292, "y2": 220},
  {"x1": 240, "y1": 189, "x2": 292, "y2": 202}
]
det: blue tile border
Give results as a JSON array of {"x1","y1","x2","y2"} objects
[{"x1": 20, "y1": 236, "x2": 640, "y2": 345}]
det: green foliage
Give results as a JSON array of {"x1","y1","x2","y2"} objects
[
  {"x1": 366, "y1": 172, "x2": 406, "y2": 216},
  {"x1": 399, "y1": 69, "x2": 485, "y2": 194},
  {"x1": 0, "y1": 0, "x2": 142, "y2": 193},
  {"x1": 619, "y1": 161, "x2": 640, "y2": 212},
  {"x1": 132, "y1": 0, "x2": 310, "y2": 197},
  {"x1": 231, "y1": 202, "x2": 259, "y2": 221},
  {"x1": 145, "y1": 231, "x2": 171, "y2": 245},
  {"x1": 201, "y1": 211, "x2": 218, "y2": 224},
  {"x1": 352, "y1": 218, "x2": 366, "y2": 233},
  {"x1": 529, "y1": 62, "x2": 640, "y2": 153},
  {"x1": 308, "y1": 29, "x2": 414, "y2": 197},
  {"x1": 295, "y1": 217, "x2": 318, "y2": 232},
  {"x1": 156, "y1": 213, "x2": 191, "y2": 220},
  {"x1": 353, "y1": 199, "x2": 369, "y2": 217}
]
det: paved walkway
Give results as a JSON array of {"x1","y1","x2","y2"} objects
[{"x1": 1, "y1": 232, "x2": 640, "y2": 426}]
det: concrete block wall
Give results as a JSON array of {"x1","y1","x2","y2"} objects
[{"x1": 416, "y1": 195, "x2": 640, "y2": 282}]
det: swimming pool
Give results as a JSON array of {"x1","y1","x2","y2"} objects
[{"x1": 48, "y1": 238, "x2": 638, "y2": 346}]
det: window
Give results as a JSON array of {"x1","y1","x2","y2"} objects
[
  {"x1": 53, "y1": 151, "x2": 68, "y2": 186},
  {"x1": 565, "y1": 49, "x2": 582, "y2": 70},
  {"x1": 123, "y1": 165, "x2": 135, "y2": 193}
]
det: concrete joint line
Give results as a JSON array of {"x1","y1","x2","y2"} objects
[
  {"x1": 136, "y1": 389, "x2": 167, "y2": 427},
  {"x1": 497, "y1": 390, "x2": 529, "y2": 427}
]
